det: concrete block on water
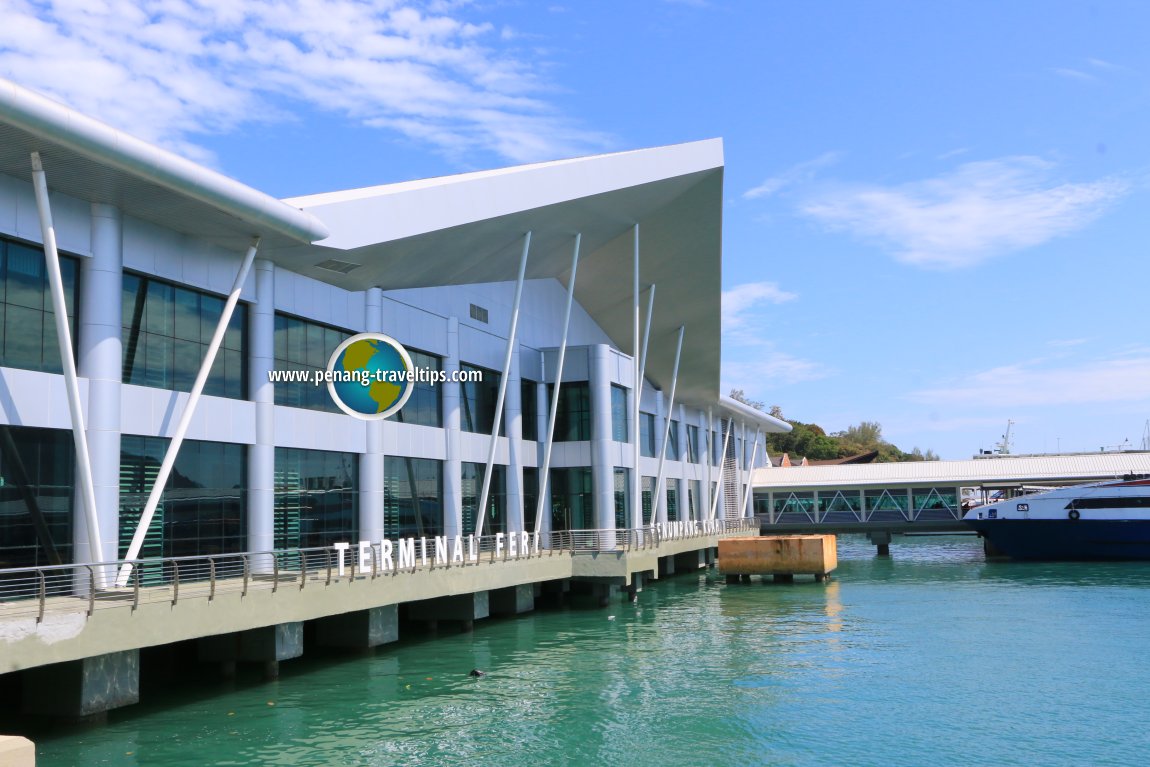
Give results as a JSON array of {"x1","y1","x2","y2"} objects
[{"x1": 718, "y1": 535, "x2": 837, "y2": 578}]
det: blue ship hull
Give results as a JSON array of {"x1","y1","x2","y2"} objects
[{"x1": 965, "y1": 519, "x2": 1150, "y2": 561}]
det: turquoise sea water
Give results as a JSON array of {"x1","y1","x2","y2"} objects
[{"x1": 30, "y1": 536, "x2": 1150, "y2": 766}]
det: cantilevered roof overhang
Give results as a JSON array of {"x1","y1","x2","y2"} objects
[
  {"x1": 272, "y1": 140, "x2": 734, "y2": 412},
  {"x1": 0, "y1": 77, "x2": 787, "y2": 421},
  {"x1": 0, "y1": 77, "x2": 329, "y2": 248}
]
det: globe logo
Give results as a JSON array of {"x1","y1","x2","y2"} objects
[{"x1": 326, "y1": 333, "x2": 414, "y2": 420}]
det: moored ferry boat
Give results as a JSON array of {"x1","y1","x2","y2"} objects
[{"x1": 962, "y1": 475, "x2": 1150, "y2": 560}]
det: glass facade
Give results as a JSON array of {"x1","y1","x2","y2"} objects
[
  {"x1": 120, "y1": 436, "x2": 246, "y2": 559},
  {"x1": 462, "y1": 462, "x2": 507, "y2": 536},
  {"x1": 122, "y1": 274, "x2": 246, "y2": 399},
  {"x1": 548, "y1": 381, "x2": 591, "y2": 441},
  {"x1": 273, "y1": 314, "x2": 351, "y2": 413},
  {"x1": 864, "y1": 489, "x2": 910, "y2": 522},
  {"x1": 521, "y1": 379, "x2": 538, "y2": 441},
  {"x1": 613, "y1": 467, "x2": 629, "y2": 529},
  {"x1": 0, "y1": 238, "x2": 78, "y2": 375},
  {"x1": 686, "y1": 425, "x2": 700, "y2": 463},
  {"x1": 610, "y1": 385, "x2": 628, "y2": 442},
  {"x1": 461, "y1": 363, "x2": 504, "y2": 435},
  {"x1": 522, "y1": 467, "x2": 539, "y2": 532},
  {"x1": 549, "y1": 467, "x2": 592, "y2": 531},
  {"x1": 667, "y1": 482, "x2": 679, "y2": 522},
  {"x1": 817, "y1": 490, "x2": 862, "y2": 523},
  {"x1": 274, "y1": 448, "x2": 357, "y2": 550},
  {"x1": 641, "y1": 475, "x2": 655, "y2": 524},
  {"x1": 384, "y1": 457, "x2": 443, "y2": 539},
  {"x1": 667, "y1": 420, "x2": 680, "y2": 461},
  {"x1": 0, "y1": 425, "x2": 74, "y2": 568},
  {"x1": 394, "y1": 348, "x2": 442, "y2": 427},
  {"x1": 640, "y1": 413, "x2": 657, "y2": 458}
]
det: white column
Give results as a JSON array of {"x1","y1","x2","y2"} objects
[
  {"x1": 589, "y1": 344, "x2": 616, "y2": 539},
  {"x1": 361, "y1": 288, "x2": 385, "y2": 541},
  {"x1": 631, "y1": 225, "x2": 641, "y2": 531},
  {"x1": 77, "y1": 203, "x2": 122, "y2": 568},
  {"x1": 443, "y1": 317, "x2": 463, "y2": 538},
  {"x1": 248, "y1": 259, "x2": 276, "y2": 562},
  {"x1": 534, "y1": 379, "x2": 550, "y2": 539},
  {"x1": 506, "y1": 344, "x2": 524, "y2": 534}
]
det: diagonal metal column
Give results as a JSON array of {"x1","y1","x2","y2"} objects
[
  {"x1": 30, "y1": 153, "x2": 105, "y2": 575},
  {"x1": 708, "y1": 418, "x2": 733, "y2": 521},
  {"x1": 652, "y1": 326, "x2": 685, "y2": 524},
  {"x1": 117, "y1": 237, "x2": 260, "y2": 586},
  {"x1": 533, "y1": 234, "x2": 581, "y2": 535},
  {"x1": 474, "y1": 232, "x2": 531, "y2": 539},
  {"x1": 740, "y1": 427, "x2": 761, "y2": 518},
  {"x1": 631, "y1": 225, "x2": 641, "y2": 531}
]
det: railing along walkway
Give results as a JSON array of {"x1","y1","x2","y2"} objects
[{"x1": 0, "y1": 520, "x2": 755, "y2": 624}]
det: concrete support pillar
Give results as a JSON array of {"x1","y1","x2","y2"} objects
[
  {"x1": 658, "y1": 555, "x2": 675, "y2": 577},
  {"x1": 77, "y1": 203, "x2": 122, "y2": 565},
  {"x1": 868, "y1": 530, "x2": 892, "y2": 557},
  {"x1": 506, "y1": 345, "x2": 524, "y2": 534},
  {"x1": 23, "y1": 650, "x2": 139, "y2": 718},
  {"x1": 408, "y1": 592, "x2": 489, "y2": 630},
  {"x1": 490, "y1": 584, "x2": 535, "y2": 616},
  {"x1": 589, "y1": 344, "x2": 616, "y2": 538},
  {"x1": 198, "y1": 622, "x2": 304, "y2": 680},
  {"x1": 443, "y1": 317, "x2": 463, "y2": 539},
  {"x1": 361, "y1": 288, "x2": 385, "y2": 542},
  {"x1": 248, "y1": 260, "x2": 275, "y2": 563},
  {"x1": 316, "y1": 605, "x2": 398, "y2": 649}
]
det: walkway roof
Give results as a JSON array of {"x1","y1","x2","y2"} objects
[{"x1": 753, "y1": 452, "x2": 1150, "y2": 490}]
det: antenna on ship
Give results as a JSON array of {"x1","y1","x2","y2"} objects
[{"x1": 1142, "y1": 420, "x2": 1150, "y2": 451}]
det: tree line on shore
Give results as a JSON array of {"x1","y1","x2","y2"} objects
[{"x1": 730, "y1": 390, "x2": 939, "y2": 463}]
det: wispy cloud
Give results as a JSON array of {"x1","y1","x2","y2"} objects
[
  {"x1": 1053, "y1": 67, "x2": 1096, "y2": 83},
  {"x1": 0, "y1": 0, "x2": 609, "y2": 165},
  {"x1": 744, "y1": 151, "x2": 841, "y2": 199},
  {"x1": 909, "y1": 354, "x2": 1150, "y2": 408},
  {"x1": 722, "y1": 350, "x2": 832, "y2": 391},
  {"x1": 721, "y1": 281, "x2": 797, "y2": 333},
  {"x1": 799, "y1": 157, "x2": 1128, "y2": 269},
  {"x1": 720, "y1": 281, "x2": 827, "y2": 391}
]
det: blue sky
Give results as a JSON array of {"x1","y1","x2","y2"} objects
[{"x1": 3, "y1": 0, "x2": 1148, "y2": 459}]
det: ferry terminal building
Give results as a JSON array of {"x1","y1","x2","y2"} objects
[{"x1": 0, "y1": 77, "x2": 790, "y2": 719}]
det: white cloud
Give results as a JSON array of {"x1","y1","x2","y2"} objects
[
  {"x1": 799, "y1": 157, "x2": 1128, "y2": 269},
  {"x1": 721, "y1": 281, "x2": 797, "y2": 333},
  {"x1": 744, "y1": 151, "x2": 841, "y2": 199},
  {"x1": 0, "y1": 0, "x2": 608, "y2": 165},
  {"x1": 1053, "y1": 67, "x2": 1096, "y2": 83},
  {"x1": 722, "y1": 350, "x2": 832, "y2": 392},
  {"x1": 909, "y1": 354, "x2": 1150, "y2": 408}
]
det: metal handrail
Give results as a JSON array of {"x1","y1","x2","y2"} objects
[{"x1": 0, "y1": 521, "x2": 753, "y2": 622}]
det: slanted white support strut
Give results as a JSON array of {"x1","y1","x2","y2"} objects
[
  {"x1": 740, "y1": 428, "x2": 761, "y2": 518},
  {"x1": 117, "y1": 237, "x2": 260, "y2": 587},
  {"x1": 30, "y1": 153, "x2": 106, "y2": 578},
  {"x1": 631, "y1": 225, "x2": 641, "y2": 530},
  {"x1": 652, "y1": 326, "x2": 685, "y2": 523},
  {"x1": 474, "y1": 232, "x2": 531, "y2": 539},
  {"x1": 533, "y1": 234, "x2": 581, "y2": 535},
  {"x1": 708, "y1": 418, "x2": 733, "y2": 521}
]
